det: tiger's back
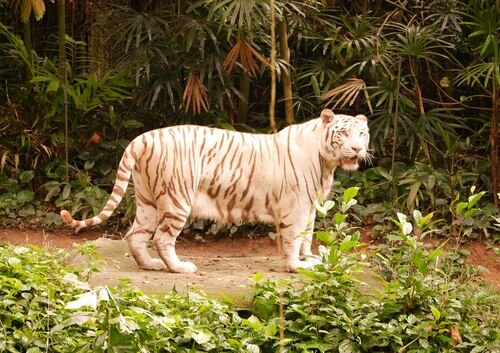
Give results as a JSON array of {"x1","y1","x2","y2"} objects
[{"x1": 162, "y1": 125, "x2": 282, "y2": 224}]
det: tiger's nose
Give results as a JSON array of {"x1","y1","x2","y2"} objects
[{"x1": 351, "y1": 145, "x2": 362, "y2": 153}]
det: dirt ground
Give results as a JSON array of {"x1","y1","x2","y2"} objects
[
  {"x1": 0, "y1": 228, "x2": 499, "y2": 289},
  {"x1": 0, "y1": 228, "x2": 280, "y2": 257}
]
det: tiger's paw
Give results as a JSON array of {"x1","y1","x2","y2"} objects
[
  {"x1": 287, "y1": 257, "x2": 321, "y2": 273},
  {"x1": 168, "y1": 261, "x2": 197, "y2": 274},
  {"x1": 139, "y1": 258, "x2": 167, "y2": 271},
  {"x1": 304, "y1": 255, "x2": 322, "y2": 266}
]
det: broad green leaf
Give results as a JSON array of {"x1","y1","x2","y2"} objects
[
  {"x1": 7, "y1": 257, "x2": 21, "y2": 266},
  {"x1": 428, "y1": 247, "x2": 444, "y2": 261},
  {"x1": 324, "y1": 200, "x2": 335, "y2": 211},
  {"x1": 16, "y1": 190, "x2": 34, "y2": 203},
  {"x1": 251, "y1": 272, "x2": 263, "y2": 283},
  {"x1": 455, "y1": 201, "x2": 468, "y2": 215},
  {"x1": 419, "y1": 338, "x2": 430, "y2": 350},
  {"x1": 414, "y1": 210, "x2": 434, "y2": 228},
  {"x1": 19, "y1": 170, "x2": 35, "y2": 183},
  {"x1": 387, "y1": 233, "x2": 404, "y2": 242},
  {"x1": 99, "y1": 163, "x2": 112, "y2": 176},
  {"x1": 84, "y1": 159, "x2": 95, "y2": 171},
  {"x1": 414, "y1": 251, "x2": 428, "y2": 274},
  {"x1": 245, "y1": 343, "x2": 260, "y2": 353},
  {"x1": 264, "y1": 321, "x2": 277, "y2": 337},
  {"x1": 13, "y1": 246, "x2": 29, "y2": 254},
  {"x1": 420, "y1": 212, "x2": 434, "y2": 226},
  {"x1": 315, "y1": 199, "x2": 335, "y2": 217},
  {"x1": 26, "y1": 348, "x2": 42, "y2": 353},
  {"x1": 343, "y1": 187, "x2": 359, "y2": 203},
  {"x1": 218, "y1": 123, "x2": 236, "y2": 131},
  {"x1": 191, "y1": 330, "x2": 212, "y2": 345},
  {"x1": 413, "y1": 209, "x2": 423, "y2": 223},
  {"x1": 253, "y1": 296, "x2": 275, "y2": 321},
  {"x1": 65, "y1": 291, "x2": 98, "y2": 310},
  {"x1": 406, "y1": 235, "x2": 418, "y2": 249},
  {"x1": 342, "y1": 199, "x2": 358, "y2": 213},
  {"x1": 118, "y1": 139, "x2": 132, "y2": 149},
  {"x1": 109, "y1": 313, "x2": 139, "y2": 333},
  {"x1": 396, "y1": 212, "x2": 407, "y2": 224},
  {"x1": 464, "y1": 208, "x2": 479, "y2": 218},
  {"x1": 316, "y1": 231, "x2": 334, "y2": 245},
  {"x1": 47, "y1": 79, "x2": 59, "y2": 92},
  {"x1": 398, "y1": 213, "x2": 413, "y2": 235},
  {"x1": 98, "y1": 287, "x2": 110, "y2": 302},
  {"x1": 31, "y1": 75, "x2": 55, "y2": 83},
  {"x1": 62, "y1": 183, "x2": 72, "y2": 200},
  {"x1": 122, "y1": 119, "x2": 144, "y2": 129},
  {"x1": 329, "y1": 245, "x2": 338, "y2": 265},
  {"x1": 427, "y1": 175, "x2": 436, "y2": 190},
  {"x1": 340, "y1": 238, "x2": 358, "y2": 252},
  {"x1": 50, "y1": 314, "x2": 93, "y2": 333},
  {"x1": 334, "y1": 212, "x2": 348, "y2": 225},
  {"x1": 467, "y1": 191, "x2": 486, "y2": 209},
  {"x1": 430, "y1": 305, "x2": 441, "y2": 321},
  {"x1": 339, "y1": 339, "x2": 361, "y2": 353},
  {"x1": 243, "y1": 315, "x2": 262, "y2": 330}
]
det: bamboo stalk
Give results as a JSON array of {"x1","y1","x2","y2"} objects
[{"x1": 278, "y1": 19, "x2": 294, "y2": 125}]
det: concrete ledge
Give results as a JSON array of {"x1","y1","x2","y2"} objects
[{"x1": 71, "y1": 238, "x2": 289, "y2": 306}]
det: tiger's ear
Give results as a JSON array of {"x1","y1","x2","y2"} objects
[
  {"x1": 321, "y1": 109, "x2": 335, "y2": 125},
  {"x1": 354, "y1": 114, "x2": 367, "y2": 123}
]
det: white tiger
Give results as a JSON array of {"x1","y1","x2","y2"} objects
[{"x1": 61, "y1": 109, "x2": 370, "y2": 273}]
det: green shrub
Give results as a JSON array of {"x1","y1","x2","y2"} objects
[
  {"x1": 253, "y1": 191, "x2": 499, "y2": 352},
  {"x1": 0, "y1": 190, "x2": 497, "y2": 352}
]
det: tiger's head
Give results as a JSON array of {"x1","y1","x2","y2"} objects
[{"x1": 320, "y1": 109, "x2": 370, "y2": 172}]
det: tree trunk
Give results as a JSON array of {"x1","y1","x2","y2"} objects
[
  {"x1": 269, "y1": 0, "x2": 277, "y2": 133},
  {"x1": 57, "y1": 0, "x2": 69, "y2": 180},
  {"x1": 58, "y1": 0, "x2": 66, "y2": 80},
  {"x1": 22, "y1": 19, "x2": 32, "y2": 83},
  {"x1": 491, "y1": 83, "x2": 499, "y2": 205},
  {"x1": 278, "y1": 19, "x2": 294, "y2": 125}
]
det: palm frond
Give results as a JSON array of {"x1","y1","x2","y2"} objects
[
  {"x1": 183, "y1": 72, "x2": 209, "y2": 115},
  {"x1": 18, "y1": 0, "x2": 45, "y2": 22},
  {"x1": 321, "y1": 78, "x2": 373, "y2": 113},
  {"x1": 456, "y1": 61, "x2": 500, "y2": 90},
  {"x1": 223, "y1": 39, "x2": 270, "y2": 78}
]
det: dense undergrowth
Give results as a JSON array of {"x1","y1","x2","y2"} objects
[
  {"x1": 0, "y1": 189, "x2": 498, "y2": 353},
  {"x1": 1, "y1": 165, "x2": 499, "y2": 247}
]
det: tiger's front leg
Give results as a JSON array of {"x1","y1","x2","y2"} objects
[
  {"x1": 279, "y1": 212, "x2": 321, "y2": 272},
  {"x1": 299, "y1": 210, "x2": 317, "y2": 258}
]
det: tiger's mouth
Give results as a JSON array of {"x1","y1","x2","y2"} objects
[
  {"x1": 340, "y1": 156, "x2": 361, "y2": 171},
  {"x1": 341, "y1": 156, "x2": 359, "y2": 165}
]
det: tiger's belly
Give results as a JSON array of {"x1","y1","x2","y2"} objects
[{"x1": 190, "y1": 192, "x2": 276, "y2": 224}]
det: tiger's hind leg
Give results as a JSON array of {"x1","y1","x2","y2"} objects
[
  {"x1": 153, "y1": 202, "x2": 197, "y2": 274},
  {"x1": 125, "y1": 201, "x2": 166, "y2": 271}
]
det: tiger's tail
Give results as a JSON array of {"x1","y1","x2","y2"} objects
[{"x1": 60, "y1": 139, "x2": 141, "y2": 233}]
